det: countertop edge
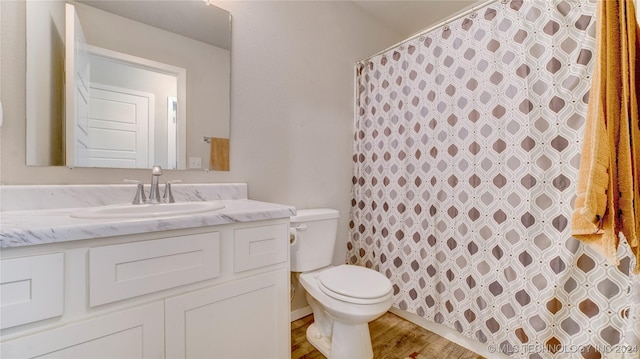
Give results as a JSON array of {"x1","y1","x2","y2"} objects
[{"x1": 0, "y1": 200, "x2": 296, "y2": 249}]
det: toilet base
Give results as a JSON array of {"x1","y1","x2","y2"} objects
[
  {"x1": 306, "y1": 323, "x2": 332, "y2": 358},
  {"x1": 306, "y1": 321, "x2": 374, "y2": 359}
]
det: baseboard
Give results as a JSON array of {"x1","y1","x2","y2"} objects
[
  {"x1": 291, "y1": 306, "x2": 313, "y2": 322},
  {"x1": 389, "y1": 308, "x2": 511, "y2": 359}
]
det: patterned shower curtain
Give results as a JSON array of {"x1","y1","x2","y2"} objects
[{"x1": 348, "y1": 0, "x2": 640, "y2": 358}]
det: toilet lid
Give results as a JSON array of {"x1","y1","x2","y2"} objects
[{"x1": 317, "y1": 265, "x2": 392, "y2": 301}]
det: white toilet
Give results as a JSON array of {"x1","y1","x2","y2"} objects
[{"x1": 290, "y1": 209, "x2": 393, "y2": 359}]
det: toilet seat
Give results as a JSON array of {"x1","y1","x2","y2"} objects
[{"x1": 316, "y1": 265, "x2": 392, "y2": 305}]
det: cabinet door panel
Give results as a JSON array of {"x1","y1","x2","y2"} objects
[
  {"x1": 166, "y1": 269, "x2": 289, "y2": 359},
  {"x1": 0, "y1": 253, "x2": 64, "y2": 329},
  {"x1": 38, "y1": 327, "x2": 143, "y2": 358},
  {"x1": 0, "y1": 302, "x2": 164, "y2": 359}
]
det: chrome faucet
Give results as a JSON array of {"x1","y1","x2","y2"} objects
[
  {"x1": 148, "y1": 165, "x2": 163, "y2": 204},
  {"x1": 126, "y1": 166, "x2": 181, "y2": 204}
]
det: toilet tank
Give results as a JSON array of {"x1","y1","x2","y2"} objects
[{"x1": 290, "y1": 208, "x2": 339, "y2": 272}]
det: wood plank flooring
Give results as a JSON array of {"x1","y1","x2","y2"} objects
[{"x1": 291, "y1": 312, "x2": 485, "y2": 359}]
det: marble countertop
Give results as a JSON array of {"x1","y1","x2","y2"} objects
[
  {"x1": 0, "y1": 184, "x2": 296, "y2": 249},
  {"x1": 0, "y1": 199, "x2": 296, "y2": 249}
]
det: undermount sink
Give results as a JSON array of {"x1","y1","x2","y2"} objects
[{"x1": 70, "y1": 201, "x2": 225, "y2": 219}]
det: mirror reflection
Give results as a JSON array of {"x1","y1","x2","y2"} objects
[{"x1": 26, "y1": 0, "x2": 231, "y2": 170}]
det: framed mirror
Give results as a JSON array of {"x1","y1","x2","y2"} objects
[{"x1": 26, "y1": 0, "x2": 231, "y2": 170}]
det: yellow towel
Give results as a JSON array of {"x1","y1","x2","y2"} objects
[
  {"x1": 571, "y1": 0, "x2": 640, "y2": 273},
  {"x1": 209, "y1": 137, "x2": 230, "y2": 171}
]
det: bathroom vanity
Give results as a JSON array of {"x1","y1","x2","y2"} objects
[{"x1": 0, "y1": 184, "x2": 294, "y2": 359}]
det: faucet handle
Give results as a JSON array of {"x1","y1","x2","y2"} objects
[
  {"x1": 152, "y1": 165, "x2": 163, "y2": 176},
  {"x1": 163, "y1": 180, "x2": 182, "y2": 203},
  {"x1": 123, "y1": 179, "x2": 146, "y2": 204}
]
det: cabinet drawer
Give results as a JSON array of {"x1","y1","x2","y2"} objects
[
  {"x1": 234, "y1": 224, "x2": 288, "y2": 273},
  {"x1": 89, "y1": 232, "x2": 220, "y2": 307},
  {"x1": 0, "y1": 253, "x2": 64, "y2": 330}
]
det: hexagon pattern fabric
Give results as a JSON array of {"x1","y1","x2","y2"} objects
[{"x1": 348, "y1": 1, "x2": 639, "y2": 358}]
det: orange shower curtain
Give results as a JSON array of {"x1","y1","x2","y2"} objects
[{"x1": 571, "y1": 0, "x2": 640, "y2": 273}]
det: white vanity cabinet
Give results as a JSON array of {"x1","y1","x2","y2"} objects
[{"x1": 0, "y1": 219, "x2": 291, "y2": 359}]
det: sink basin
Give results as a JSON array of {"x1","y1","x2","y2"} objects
[{"x1": 70, "y1": 201, "x2": 225, "y2": 219}]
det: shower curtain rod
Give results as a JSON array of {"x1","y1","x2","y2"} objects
[{"x1": 357, "y1": 0, "x2": 502, "y2": 64}]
